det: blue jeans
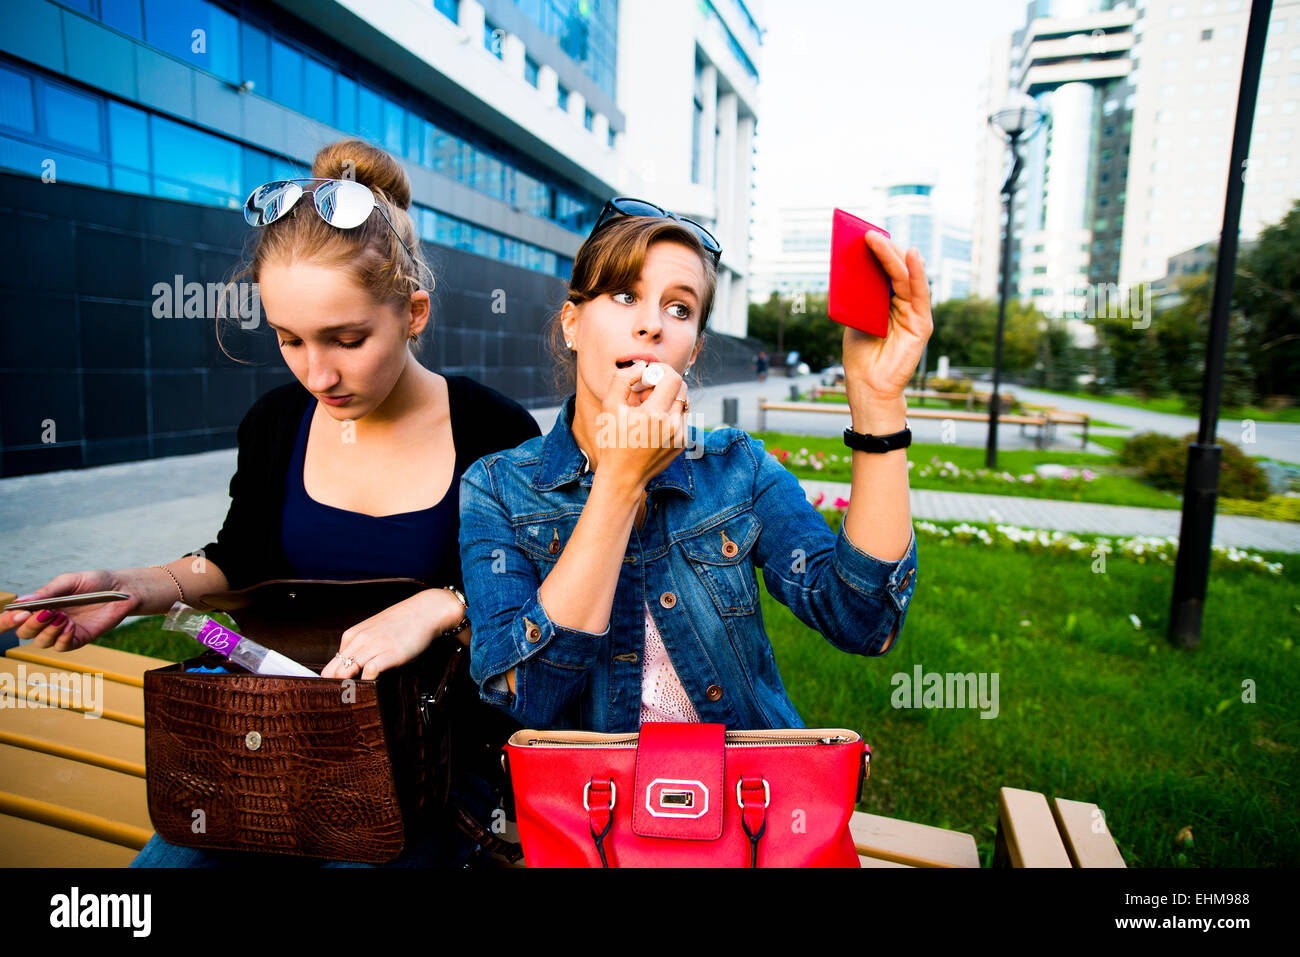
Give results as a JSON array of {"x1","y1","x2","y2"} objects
[{"x1": 130, "y1": 772, "x2": 498, "y2": 869}]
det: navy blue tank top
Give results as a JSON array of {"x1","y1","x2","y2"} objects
[{"x1": 281, "y1": 401, "x2": 463, "y2": 586}]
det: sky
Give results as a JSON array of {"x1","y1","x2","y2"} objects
[{"x1": 751, "y1": 0, "x2": 1030, "y2": 231}]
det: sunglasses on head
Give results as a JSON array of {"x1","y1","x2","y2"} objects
[
  {"x1": 242, "y1": 178, "x2": 418, "y2": 263},
  {"x1": 588, "y1": 197, "x2": 722, "y2": 267}
]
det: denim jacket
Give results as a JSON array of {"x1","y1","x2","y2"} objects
[{"x1": 458, "y1": 394, "x2": 918, "y2": 732}]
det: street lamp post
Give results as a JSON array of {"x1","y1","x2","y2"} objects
[
  {"x1": 1168, "y1": 0, "x2": 1273, "y2": 648},
  {"x1": 986, "y1": 94, "x2": 1046, "y2": 469}
]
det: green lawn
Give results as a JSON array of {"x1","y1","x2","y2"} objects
[
  {"x1": 1038, "y1": 389, "x2": 1300, "y2": 424},
  {"x1": 753, "y1": 430, "x2": 1184, "y2": 509},
  {"x1": 99, "y1": 516, "x2": 1299, "y2": 867},
  {"x1": 770, "y1": 513, "x2": 1300, "y2": 868}
]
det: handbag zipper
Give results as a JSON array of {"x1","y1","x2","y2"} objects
[{"x1": 523, "y1": 732, "x2": 855, "y2": 748}]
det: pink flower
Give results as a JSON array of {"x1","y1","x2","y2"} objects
[
  {"x1": 834, "y1": 496, "x2": 851, "y2": 512},
  {"x1": 1082, "y1": 469, "x2": 1096, "y2": 481},
  {"x1": 812, "y1": 491, "x2": 826, "y2": 507}
]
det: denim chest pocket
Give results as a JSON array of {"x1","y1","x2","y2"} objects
[
  {"x1": 514, "y1": 511, "x2": 583, "y2": 568},
  {"x1": 677, "y1": 512, "x2": 763, "y2": 616}
]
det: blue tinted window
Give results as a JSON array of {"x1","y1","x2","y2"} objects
[
  {"x1": 382, "y1": 97, "x2": 404, "y2": 154},
  {"x1": 142, "y1": 0, "x2": 239, "y2": 83},
  {"x1": 240, "y1": 23, "x2": 269, "y2": 96},
  {"x1": 336, "y1": 74, "x2": 357, "y2": 132},
  {"x1": 0, "y1": 65, "x2": 36, "y2": 132},
  {"x1": 357, "y1": 85, "x2": 382, "y2": 141},
  {"x1": 100, "y1": 0, "x2": 144, "y2": 38},
  {"x1": 405, "y1": 112, "x2": 425, "y2": 164},
  {"x1": 270, "y1": 40, "x2": 303, "y2": 112},
  {"x1": 525, "y1": 56, "x2": 539, "y2": 87},
  {"x1": 303, "y1": 56, "x2": 333, "y2": 125},
  {"x1": 150, "y1": 114, "x2": 241, "y2": 202},
  {"x1": 108, "y1": 100, "x2": 149, "y2": 170},
  {"x1": 584, "y1": 106, "x2": 593, "y2": 131},
  {"x1": 112, "y1": 166, "x2": 152, "y2": 193},
  {"x1": 557, "y1": 82, "x2": 569, "y2": 110},
  {"x1": 45, "y1": 83, "x2": 103, "y2": 154},
  {"x1": 433, "y1": 0, "x2": 458, "y2": 22},
  {"x1": 241, "y1": 148, "x2": 271, "y2": 196}
]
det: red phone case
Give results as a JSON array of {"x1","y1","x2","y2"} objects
[{"x1": 828, "y1": 208, "x2": 892, "y2": 338}]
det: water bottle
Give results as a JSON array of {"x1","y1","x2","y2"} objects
[{"x1": 163, "y1": 602, "x2": 317, "y2": 677}]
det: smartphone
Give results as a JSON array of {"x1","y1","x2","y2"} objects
[
  {"x1": 5, "y1": 591, "x2": 131, "y2": 612},
  {"x1": 828, "y1": 208, "x2": 893, "y2": 338}
]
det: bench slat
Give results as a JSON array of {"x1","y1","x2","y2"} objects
[
  {"x1": 1051, "y1": 796, "x2": 1126, "y2": 868},
  {"x1": 0, "y1": 791, "x2": 152, "y2": 850},
  {"x1": 0, "y1": 813, "x2": 143, "y2": 866},
  {"x1": 6, "y1": 643, "x2": 171, "y2": 689},
  {"x1": 0, "y1": 659, "x2": 144, "y2": 726},
  {"x1": 0, "y1": 700, "x2": 145, "y2": 777},
  {"x1": 996, "y1": 787, "x2": 1073, "y2": 867},
  {"x1": 849, "y1": 810, "x2": 980, "y2": 868},
  {"x1": 0, "y1": 742, "x2": 152, "y2": 833}
]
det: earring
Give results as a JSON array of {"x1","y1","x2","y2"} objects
[{"x1": 566, "y1": 340, "x2": 575, "y2": 350}]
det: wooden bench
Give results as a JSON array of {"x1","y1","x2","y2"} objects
[
  {"x1": 995, "y1": 786, "x2": 1125, "y2": 867},
  {"x1": 0, "y1": 624, "x2": 1121, "y2": 869},
  {"x1": 758, "y1": 399, "x2": 1052, "y2": 449},
  {"x1": 812, "y1": 387, "x2": 1015, "y2": 413},
  {"x1": 0, "y1": 640, "x2": 165, "y2": 865}
]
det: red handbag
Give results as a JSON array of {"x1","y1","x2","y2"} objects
[{"x1": 502, "y1": 723, "x2": 869, "y2": 867}]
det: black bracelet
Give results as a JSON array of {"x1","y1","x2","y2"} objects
[{"x1": 843, "y1": 426, "x2": 912, "y2": 453}]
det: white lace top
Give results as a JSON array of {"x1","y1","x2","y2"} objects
[
  {"x1": 640, "y1": 601, "x2": 700, "y2": 723},
  {"x1": 577, "y1": 450, "x2": 699, "y2": 724}
]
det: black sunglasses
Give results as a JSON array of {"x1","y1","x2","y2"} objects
[{"x1": 588, "y1": 197, "x2": 722, "y2": 267}]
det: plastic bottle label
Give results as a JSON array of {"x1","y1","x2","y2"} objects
[{"x1": 195, "y1": 619, "x2": 239, "y2": 656}]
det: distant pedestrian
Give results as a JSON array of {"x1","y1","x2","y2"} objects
[{"x1": 756, "y1": 349, "x2": 768, "y2": 381}]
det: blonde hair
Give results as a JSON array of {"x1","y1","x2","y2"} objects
[{"x1": 219, "y1": 139, "x2": 436, "y2": 359}]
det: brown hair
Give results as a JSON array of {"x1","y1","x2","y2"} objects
[
  {"x1": 219, "y1": 139, "x2": 435, "y2": 359},
  {"x1": 545, "y1": 215, "x2": 718, "y2": 396}
]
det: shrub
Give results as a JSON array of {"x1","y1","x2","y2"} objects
[
  {"x1": 1118, "y1": 431, "x2": 1180, "y2": 468},
  {"x1": 1124, "y1": 431, "x2": 1271, "y2": 501}
]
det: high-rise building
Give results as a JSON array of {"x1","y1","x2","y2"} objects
[
  {"x1": 972, "y1": 0, "x2": 1298, "y2": 341},
  {"x1": 0, "y1": 0, "x2": 764, "y2": 476}
]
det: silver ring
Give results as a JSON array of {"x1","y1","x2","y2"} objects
[{"x1": 344, "y1": 657, "x2": 355, "y2": 667}]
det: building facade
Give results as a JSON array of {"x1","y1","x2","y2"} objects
[
  {"x1": 0, "y1": 0, "x2": 764, "y2": 476},
  {"x1": 972, "y1": 0, "x2": 1298, "y2": 340}
]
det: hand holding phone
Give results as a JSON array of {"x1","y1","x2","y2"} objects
[{"x1": 1, "y1": 572, "x2": 137, "y2": 652}]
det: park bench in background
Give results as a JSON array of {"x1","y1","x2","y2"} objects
[
  {"x1": 0, "y1": 633, "x2": 1123, "y2": 869},
  {"x1": 758, "y1": 398, "x2": 1052, "y2": 449}
]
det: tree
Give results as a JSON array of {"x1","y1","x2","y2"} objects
[{"x1": 1235, "y1": 199, "x2": 1300, "y2": 401}]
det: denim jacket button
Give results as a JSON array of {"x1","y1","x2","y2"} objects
[
  {"x1": 659, "y1": 591, "x2": 677, "y2": 609},
  {"x1": 524, "y1": 617, "x2": 541, "y2": 642},
  {"x1": 898, "y1": 569, "x2": 914, "y2": 590},
  {"x1": 705, "y1": 684, "x2": 723, "y2": 701}
]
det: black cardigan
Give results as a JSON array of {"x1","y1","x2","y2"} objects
[{"x1": 186, "y1": 375, "x2": 543, "y2": 591}]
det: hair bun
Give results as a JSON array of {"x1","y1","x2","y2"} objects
[{"x1": 311, "y1": 138, "x2": 412, "y2": 210}]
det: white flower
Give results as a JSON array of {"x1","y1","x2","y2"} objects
[{"x1": 1129, "y1": 614, "x2": 1142, "y2": 630}]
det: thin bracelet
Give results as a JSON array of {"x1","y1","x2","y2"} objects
[
  {"x1": 442, "y1": 585, "x2": 469, "y2": 636},
  {"x1": 151, "y1": 565, "x2": 187, "y2": 605}
]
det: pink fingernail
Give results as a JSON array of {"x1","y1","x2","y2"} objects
[{"x1": 36, "y1": 610, "x2": 53, "y2": 623}]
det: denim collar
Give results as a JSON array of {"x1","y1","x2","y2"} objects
[{"x1": 532, "y1": 394, "x2": 696, "y2": 499}]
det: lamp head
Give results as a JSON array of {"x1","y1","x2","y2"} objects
[{"x1": 990, "y1": 92, "x2": 1046, "y2": 138}]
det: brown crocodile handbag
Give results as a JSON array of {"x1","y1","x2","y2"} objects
[{"x1": 142, "y1": 578, "x2": 465, "y2": 863}]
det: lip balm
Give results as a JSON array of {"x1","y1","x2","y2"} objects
[{"x1": 630, "y1": 361, "x2": 666, "y2": 393}]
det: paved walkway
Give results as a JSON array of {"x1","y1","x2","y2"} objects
[
  {"x1": 972, "y1": 378, "x2": 1300, "y2": 464},
  {"x1": 798, "y1": 480, "x2": 1299, "y2": 552},
  {"x1": 2, "y1": 374, "x2": 1295, "y2": 599}
]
